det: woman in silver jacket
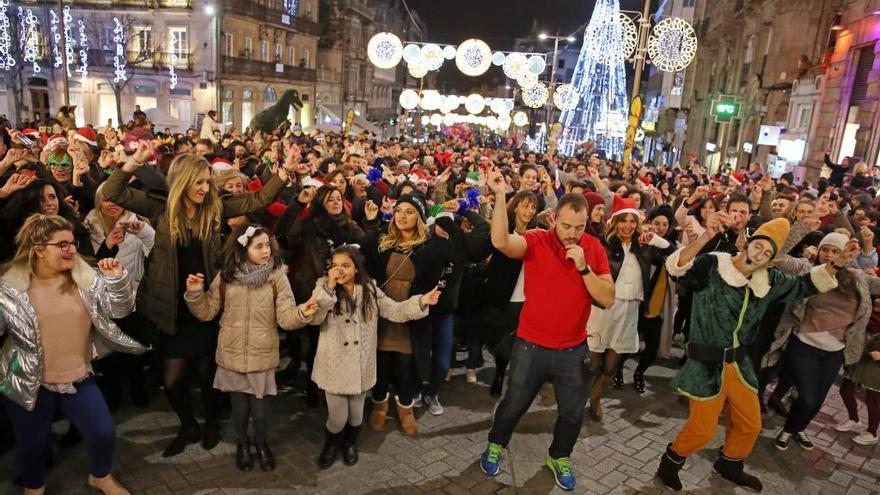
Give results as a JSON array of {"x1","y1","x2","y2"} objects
[{"x1": 0, "y1": 214, "x2": 147, "y2": 495}]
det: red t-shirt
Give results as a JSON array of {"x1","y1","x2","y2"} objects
[{"x1": 517, "y1": 230, "x2": 611, "y2": 349}]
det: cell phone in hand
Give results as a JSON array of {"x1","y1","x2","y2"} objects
[{"x1": 17, "y1": 134, "x2": 35, "y2": 147}]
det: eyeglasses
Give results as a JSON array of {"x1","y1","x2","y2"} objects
[
  {"x1": 40, "y1": 240, "x2": 79, "y2": 252},
  {"x1": 47, "y1": 158, "x2": 72, "y2": 170}
]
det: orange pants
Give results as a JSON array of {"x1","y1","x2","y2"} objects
[{"x1": 671, "y1": 363, "x2": 762, "y2": 460}]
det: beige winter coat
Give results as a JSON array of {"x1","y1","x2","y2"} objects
[
  {"x1": 310, "y1": 277, "x2": 428, "y2": 395},
  {"x1": 185, "y1": 266, "x2": 311, "y2": 373}
]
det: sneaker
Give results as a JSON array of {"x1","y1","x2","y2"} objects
[
  {"x1": 853, "y1": 432, "x2": 879, "y2": 446},
  {"x1": 424, "y1": 395, "x2": 444, "y2": 416},
  {"x1": 480, "y1": 443, "x2": 503, "y2": 477},
  {"x1": 546, "y1": 456, "x2": 576, "y2": 491},
  {"x1": 835, "y1": 419, "x2": 862, "y2": 432},
  {"x1": 412, "y1": 393, "x2": 422, "y2": 408},
  {"x1": 774, "y1": 431, "x2": 791, "y2": 451},
  {"x1": 466, "y1": 369, "x2": 478, "y2": 383},
  {"x1": 793, "y1": 431, "x2": 814, "y2": 450}
]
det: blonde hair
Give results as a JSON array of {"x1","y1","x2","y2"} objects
[
  {"x1": 605, "y1": 212, "x2": 641, "y2": 244},
  {"x1": 165, "y1": 154, "x2": 222, "y2": 245},
  {"x1": 2, "y1": 214, "x2": 77, "y2": 292},
  {"x1": 378, "y1": 212, "x2": 428, "y2": 253},
  {"x1": 90, "y1": 183, "x2": 149, "y2": 236},
  {"x1": 785, "y1": 199, "x2": 815, "y2": 223},
  {"x1": 854, "y1": 161, "x2": 869, "y2": 175}
]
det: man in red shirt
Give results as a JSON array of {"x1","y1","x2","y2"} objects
[{"x1": 479, "y1": 165, "x2": 615, "y2": 492}]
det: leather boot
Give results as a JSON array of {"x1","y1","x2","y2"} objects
[
  {"x1": 396, "y1": 398, "x2": 418, "y2": 436},
  {"x1": 318, "y1": 428, "x2": 342, "y2": 469},
  {"x1": 713, "y1": 453, "x2": 762, "y2": 492},
  {"x1": 342, "y1": 424, "x2": 361, "y2": 466},
  {"x1": 368, "y1": 394, "x2": 389, "y2": 432},
  {"x1": 655, "y1": 444, "x2": 686, "y2": 491},
  {"x1": 235, "y1": 440, "x2": 253, "y2": 471},
  {"x1": 162, "y1": 423, "x2": 201, "y2": 458},
  {"x1": 256, "y1": 443, "x2": 276, "y2": 472},
  {"x1": 87, "y1": 474, "x2": 131, "y2": 495}
]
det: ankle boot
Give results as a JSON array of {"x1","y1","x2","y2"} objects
[
  {"x1": 633, "y1": 370, "x2": 646, "y2": 394},
  {"x1": 713, "y1": 453, "x2": 762, "y2": 492},
  {"x1": 256, "y1": 443, "x2": 276, "y2": 472},
  {"x1": 368, "y1": 394, "x2": 389, "y2": 431},
  {"x1": 87, "y1": 474, "x2": 130, "y2": 495},
  {"x1": 342, "y1": 424, "x2": 361, "y2": 466},
  {"x1": 235, "y1": 440, "x2": 253, "y2": 471},
  {"x1": 655, "y1": 444, "x2": 686, "y2": 491},
  {"x1": 162, "y1": 423, "x2": 201, "y2": 458},
  {"x1": 201, "y1": 419, "x2": 220, "y2": 450},
  {"x1": 318, "y1": 428, "x2": 342, "y2": 469},
  {"x1": 396, "y1": 398, "x2": 418, "y2": 436}
]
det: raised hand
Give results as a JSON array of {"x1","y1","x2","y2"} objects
[
  {"x1": 486, "y1": 165, "x2": 505, "y2": 194},
  {"x1": 638, "y1": 232, "x2": 655, "y2": 246},
  {"x1": 364, "y1": 199, "x2": 379, "y2": 221},
  {"x1": 420, "y1": 286, "x2": 442, "y2": 306},
  {"x1": 297, "y1": 185, "x2": 317, "y2": 205},
  {"x1": 97, "y1": 258, "x2": 124, "y2": 278},
  {"x1": 0, "y1": 173, "x2": 35, "y2": 199},
  {"x1": 326, "y1": 267, "x2": 343, "y2": 290},
  {"x1": 105, "y1": 224, "x2": 126, "y2": 249},
  {"x1": 705, "y1": 211, "x2": 729, "y2": 237},
  {"x1": 299, "y1": 297, "x2": 320, "y2": 317},
  {"x1": 63, "y1": 195, "x2": 80, "y2": 214},
  {"x1": 381, "y1": 196, "x2": 395, "y2": 215},
  {"x1": 833, "y1": 238, "x2": 861, "y2": 267},
  {"x1": 132, "y1": 140, "x2": 155, "y2": 163},
  {"x1": 185, "y1": 273, "x2": 205, "y2": 293}
]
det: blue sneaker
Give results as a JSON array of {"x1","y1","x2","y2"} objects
[
  {"x1": 480, "y1": 442, "x2": 503, "y2": 477},
  {"x1": 546, "y1": 456, "x2": 576, "y2": 491}
]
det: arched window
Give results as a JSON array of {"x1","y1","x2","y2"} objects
[{"x1": 264, "y1": 87, "x2": 277, "y2": 102}]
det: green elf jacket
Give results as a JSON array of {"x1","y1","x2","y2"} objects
[{"x1": 665, "y1": 249, "x2": 839, "y2": 400}]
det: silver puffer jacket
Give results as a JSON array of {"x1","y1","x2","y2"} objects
[{"x1": 0, "y1": 258, "x2": 148, "y2": 411}]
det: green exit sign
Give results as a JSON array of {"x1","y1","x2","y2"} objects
[{"x1": 713, "y1": 96, "x2": 741, "y2": 123}]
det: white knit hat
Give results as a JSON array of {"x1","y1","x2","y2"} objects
[{"x1": 818, "y1": 232, "x2": 849, "y2": 251}]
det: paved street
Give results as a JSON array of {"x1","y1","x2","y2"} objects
[{"x1": 2, "y1": 355, "x2": 879, "y2": 495}]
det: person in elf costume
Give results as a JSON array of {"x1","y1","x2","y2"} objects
[{"x1": 655, "y1": 214, "x2": 859, "y2": 492}]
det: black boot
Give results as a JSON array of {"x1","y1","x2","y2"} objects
[
  {"x1": 612, "y1": 366, "x2": 624, "y2": 390},
  {"x1": 655, "y1": 444, "x2": 686, "y2": 491},
  {"x1": 633, "y1": 370, "x2": 646, "y2": 394},
  {"x1": 202, "y1": 419, "x2": 221, "y2": 450},
  {"x1": 162, "y1": 423, "x2": 201, "y2": 458},
  {"x1": 236, "y1": 440, "x2": 253, "y2": 471},
  {"x1": 256, "y1": 443, "x2": 276, "y2": 471},
  {"x1": 342, "y1": 424, "x2": 361, "y2": 466},
  {"x1": 318, "y1": 428, "x2": 343, "y2": 469},
  {"x1": 713, "y1": 454, "x2": 762, "y2": 492}
]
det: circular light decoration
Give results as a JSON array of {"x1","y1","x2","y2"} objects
[
  {"x1": 457, "y1": 95, "x2": 468, "y2": 105},
  {"x1": 513, "y1": 111, "x2": 529, "y2": 127},
  {"x1": 620, "y1": 13, "x2": 638, "y2": 59},
  {"x1": 504, "y1": 99, "x2": 515, "y2": 112},
  {"x1": 521, "y1": 82, "x2": 549, "y2": 108},
  {"x1": 517, "y1": 72, "x2": 538, "y2": 88},
  {"x1": 367, "y1": 32, "x2": 403, "y2": 69},
  {"x1": 399, "y1": 89, "x2": 419, "y2": 110},
  {"x1": 420, "y1": 115, "x2": 430, "y2": 126},
  {"x1": 552, "y1": 83, "x2": 580, "y2": 111},
  {"x1": 464, "y1": 93, "x2": 485, "y2": 114},
  {"x1": 498, "y1": 114, "x2": 512, "y2": 130},
  {"x1": 455, "y1": 38, "x2": 492, "y2": 76},
  {"x1": 647, "y1": 17, "x2": 698, "y2": 73},
  {"x1": 442, "y1": 45, "x2": 457, "y2": 60},
  {"x1": 441, "y1": 95, "x2": 460, "y2": 113},
  {"x1": 502, "y1": 52, "x2": 528, "y2": 80},
  {"x1": 443, "y1": 113, "x2": 457, "y2": 126},
  {"x1": 526, "y1": 55, "x2": 546, "y2": 75},
  {"x1": 408, "y1": 62, "x2": 428, "y2": 78},
  {"x1": 402, "y1": 44, "x2": 421, "y2": 64},
  {"x1": 491, "y1": 51, "x2": 506, "y2": 66},
  {"x1": 489, "y1": 98, "x2": 508, "y2": 115},
  {"x1": 486, "y1": 115, "x2": 499, "y2": 130},
  {"x1": 420, "y1": 90, "x2": 441, "y2": 111},
  {"x1": 420, "y1": 43, "x2": 444, "y2": 71},
  {"x1": 430, "y1": 113, "x2": 443, "y2": 127}
]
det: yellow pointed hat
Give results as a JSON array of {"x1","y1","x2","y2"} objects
[{"x1": 749, "y1": 217, "x2": 790, "y2": 255}]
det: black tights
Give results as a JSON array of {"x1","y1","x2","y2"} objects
[
  {"x1": 590, "y1": 350, "x2": 620, "y2": 377},
  {"x1": 162, "y1": 356, "x2": 218, "y2": 429},
  {"x1": 229, "y1": 393, "x2": 270, "y2": 444},
  {"x1": 635, "y1": 315, "x2": 662, "y2": 374},
  {"x1": 373, "y1": 351, "x2": 417, "y2": 406}
]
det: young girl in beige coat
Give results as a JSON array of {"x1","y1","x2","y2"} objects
[
  {"x1": 310, "y1": 245, "x2": 440, "y2": 469},
  {"x1": 185, "y1": 224, "x2": 318, "y2": 472}
]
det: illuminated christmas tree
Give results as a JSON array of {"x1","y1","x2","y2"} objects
[{"x1": 559, "y1": 0, "x2": 629, "y2": 158}]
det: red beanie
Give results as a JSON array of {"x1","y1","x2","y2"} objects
[{"x1": 583, "y1": 191, "x2": 604, "y2": 211}]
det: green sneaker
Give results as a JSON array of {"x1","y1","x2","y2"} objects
[
  {"x1": 546, "y1": 455, "x2": 576, "y2": 491},
  {"x1": 480, "y1": 442, "x2": 503, "y2": 476}
]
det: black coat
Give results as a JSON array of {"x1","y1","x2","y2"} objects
[{"x1": 602, "y1": 235, "x2": 673, "y2": 312}]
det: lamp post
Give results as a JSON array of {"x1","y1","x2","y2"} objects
[{"x1": 538, "y1": 32, "x2": 575, "y2": 148}]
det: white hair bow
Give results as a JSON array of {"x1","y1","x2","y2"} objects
[{"x1": 237, "y1": 226, "x2": 258, "y2": 247}]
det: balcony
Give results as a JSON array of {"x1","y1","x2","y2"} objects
[
  {"x1": 221, "y1": 56, "x2": 317, "y2": 82},
  {"x1": 317, "y1": 68, "x2": 342, "y2": 83},
  {"x1": 65, "y1": 0, "x2": 192, "y2": 9},
  {"x1": 346, "y1": 0, "x2": 375, "y2": 21},
  {"x1": 86, "y1": 49, "x2": 194, "y2": 71},
  {"x1": 222, "y1": 0, "x2": 323, "y2": 36}
]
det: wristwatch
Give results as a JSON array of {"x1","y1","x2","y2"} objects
[{"x1": 578, "y1": 264, "x2": 592, "y2": 276}]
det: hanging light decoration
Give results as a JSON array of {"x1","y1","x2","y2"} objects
[
  {"x1": 486, "y1": 115, "x2": 499, "y2": 130},
  {"x1": 408, "y1": 61, "x2": 427, "y2": 78},
  {"x1": 552, "y1": 83, "x2": 580, "y2": 111},
  {"x1": 430, "y1": 113, "x2": 443, "y2": 127},
  {"x1": 516, "y1": 72, "x2": 538, "y2": 88},
  {"x1": 443, "y1": 113, "x2": 457, "y2": 126},
  {"x1": 491, "y1": 51, "x2": 506, "y2": 66},
  {"x1": 77, "y1": 19, "x2": 89, "y2": 80},
  {"x1": 455, "y1": 38, "x2": 492, "y2": 76},
  {"x1": 420, "y1": 90, "x2": 441, "y2": 111},
  {"x1": 169, "y1": 30, "x2": 178, "y2": 90},
  {"x1": 521, "y1": 82, "x2": 549, "y2": 108},
  {"x1": 502, "y1": 52, "x2": 528, "y2": 80},
  {"x1": 402, "y1": 44, "x2": 421, "y2": 64},
  {"x1": 398, "y1": 89, "x2": 419, "y2": 110},
  {"x1": 367, "y1": 32, "x2": 403, "y2": 69},
  {"x1": 441, "y1": 95, "x2": 460, "y2": 113},
  {"x1": 23, "y1": 9, "x2": 40, "y2": 74},
  {"x1": 442, "y1": 45, "x2": 456, "y2": 60},
  {"x1": 526, "y1": 55, "x2": 546, "y2": 75},
  {"x1": 620, "y1": 13, "x2": 638, "y2": 59},
  {"x1": 488, "y1": 98, "x2": 508, "y2": 116},
  {"x1": 63, "y1": 6, "x2": 74, "y2": 77},
  {"x1": 647, "y1": 17, "x2": 698, "y2": 72},
  {"x1": 513, "y1": 111, "x2": 529, "y2": 127},
  {"x1": 498, "y1": 114, "x2": 512, "y2": 130},
  {"x1": 112, "y1": 17, "x2": 127, "y2": 83},
  {"x1": 464, "y1": 93, "x2": 485, "y2": 114},
  {"x1": 0, "y1": 0, "x2": 15, "y2": 71},
  {"x1": 50, "y1": 10, "x2": 62, "y2": 69},
  {"x1": 419, "y1": 43, "x2": 444, "y2": 71},
  {"x1": 420, "y1": 115, "x2": 430, "y2": 126}
]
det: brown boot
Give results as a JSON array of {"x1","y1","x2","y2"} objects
[
  {"x1": 23, "y1": 487, "x2": 46, "y2": 495},
  {"x1": 368, "y1": 394, "x2": 389, "y2": 432},
  {"x1": 87, "y1": 474, "x2": 131, "y2": 495},
  {"x1": 396, "y1": 397, "x2": 418, "y2": 436}
]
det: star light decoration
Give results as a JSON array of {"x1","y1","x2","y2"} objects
[
  {"x1": 50, "y1": 10, "x2": 63, "y2": 69},
  {"x1": 77, "y1": 19, "x2": 89, "y2": 80},
  {"x1": 553, "y1": 83, "x2": 579, "y2": 111},
  {"x1": 113, "y1": 17, "x2": 127, "y2": 83},
  {"x1": 367, "y1": 32, "x2": 403, "y2": 69},
  {"x1": 521, "y1": 82, "x2": 549, "y2": 108},
  {"x1": 454, "y1": 38, "x2": 491, "y2": 76},
  {"x1": 23, "y1": 9, "x2": 40, "y2": 74},
  {"x1": 0, "y1": 0, "x2": 14, "y2": 71},
  {"x1": 647, "y1": 17, "x2": 698, "y2": 73}
]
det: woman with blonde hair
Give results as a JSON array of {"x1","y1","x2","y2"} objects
[
  {"x1": 0, "y1": 214, "x2": 147, "y2": 495},
  {"x1": 102, "y1": 142, "x2": 289, "y2": 457}
]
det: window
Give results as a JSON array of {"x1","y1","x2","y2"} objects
[
  {"x1": 224, "y1": 33, "x2": 233, "y2": 57},
  {"x1": 264, "y1": 87, "x2": 277, "y2": 102},
  {"x1": 683, "y1": 0, "x2": 696, "y2": 6},
  {"x1": 797, "y1": 104, "x2": 812, "y2": 130},
  {"x1": 289, "y1": 46, "x2": 295, "y2": 66},
  {"x1": 169, "y1": 27, "x2": 189, "y2": 64},
  {"x1": 244, "y1": 37, "x2": 253, "y2": 59},
  {"x1": 557, "y1": 59, "x2": 565, "y2": 69},
  {"x1": 169, "y1": 99, "x2": 192, "y2": 125},
  {"x1": 221, "y1": 101, "x2": 234, "y2": 125},
  {"x1": 100, "y1": 27, "x2": 114, "y2": 51},
  {"x1": 242, "y1": 101, "x2": 253, "y2": 130},
  {"x1": 275, "y1": 43, "x2": 282, "y2": 63},
  {"x1": 133, "y1": 26, "x2": 152, "y2": 55},
  {"x1": 260, "y1": 41, "x2": 269, "y2": 62},
  {"x1": 303, "y1": 49, "x2": 310, "y2": 68}
]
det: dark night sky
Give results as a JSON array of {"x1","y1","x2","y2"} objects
[{"x1": 403, "y1": 0, "x2": 650, "y2": 91}]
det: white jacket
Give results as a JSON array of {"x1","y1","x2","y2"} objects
[
  {"x1": 84, "y1": 210, "x2": 155, "y2": 295},
  {"x1": 200, "y1": 116, "x2": 221, "y2": 142}
]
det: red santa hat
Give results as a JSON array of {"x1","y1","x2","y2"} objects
[
  {"x1": 72, "y1": 127, "x2": 98, "y2": 147},
  {"x1": 22, "y1": 128, "x2": 40, "y2": 138},
  {"x1": 211, "y1": 157, "x2": 234, "y2": 171},
  {"x1": 46, "y1": 135, "x2": 68, "y2": 150},
  {"x1": 610, "y1": 194, "x2": 640, "y2": 219},
  {"x1": 301, "y1": 176, "x2": 326, "y2": 189}
]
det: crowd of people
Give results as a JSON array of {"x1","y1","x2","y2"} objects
[{"x1": 0, "y1": 111, "x2": 878, "y2": 494}]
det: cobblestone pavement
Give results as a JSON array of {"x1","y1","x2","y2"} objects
[{"x1": 2, "y1": 355, "x2": 879, "y2": 495}]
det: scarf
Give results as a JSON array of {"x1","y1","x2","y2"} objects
[{"x1": 234, "y1": 258, "x2": 276, "y2": 287}]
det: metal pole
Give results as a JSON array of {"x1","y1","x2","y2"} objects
[
  {"x1": 57, "y1": 0, "x2": 70, "y2": 107},
  {"x1": 630, "y1": 0, "x2": 652, "y2": 101},
  {"x1": 544, "y1": 34, "x2": 560, "y2": 136},
  {"x1": 216, "y1": 2, "x2": 222, "y2": 120}
]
